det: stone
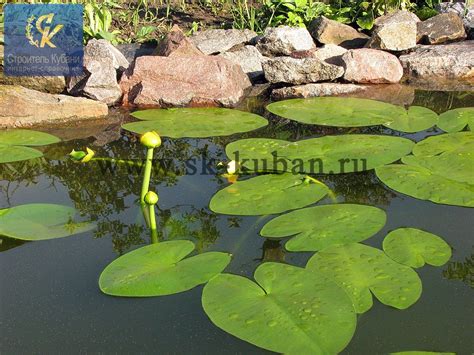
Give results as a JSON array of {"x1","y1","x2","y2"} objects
[
  {"x1": 262, "y1": 57, "x2": 344, "y2": 85},
  {"x1": 67, "y1": 39, "x2": 129, "y2": 106},
  {"x1": 271, "y1": 83, "x2": 366, "y2": 100},
  {"x1": 399, "y1": 41, "x2": 474, "y2": 81},
  {"x1": 417, "y1": 13, "x2": 466, "y2": 44},
  {"x1": 154, "y1": 25, "x2": 203, "y2": 57},
  {"x1": 190, "y1": 29, "x2": 257, "y2": 55},
  {"x1": 437, "y1": 2, "x2": 474, "y2": 40},
  {"x1": 115, "y1": 43, "x2": 156, "y2": 63},
  {"x1": 308, "y1": 16, "x2": 369, "y2": 48},
  {"x1": 0, "y1": 85, "x2": 108, "y2": 128},
  {"x1": 349, "y1": 84, "x2": 415, "y2": 106},
  {"x1": 256, "y1": 26, "x2": 316, "y2": 56},
  {"x1": 0, "y1": 74, "x2": 66, "y2": 94},
  {"x1": 367, "y1": 10, "x2": 419, "y2": 51},
  {"x1": 120, "y1": 55, "x2": 251, "y2": 108},
  {"x1": 219, "y1": 45, "x2": 268, "y2": 82},
  {"x1": 312, "y1": 44, "x2": 347, "y2": 66},
  {"x1": 341, "y1": 48, "x2": 403, "y2": 84}
]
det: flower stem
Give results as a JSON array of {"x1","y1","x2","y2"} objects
[
  {"x1": 140, "y1": 147, "x2": 154, "y2": 204},
  {"x1": 148, "y1": 203, "x2": 158, "y2": 244}
]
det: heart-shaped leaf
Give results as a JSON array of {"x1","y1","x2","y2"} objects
[
  {"x1": 226, "y1": 135, "x2": 414, "y2": 174},
  {"x1": 411, "y1": 132, "x2": 473, "y2": 157},
  {"x1": 383, "y1": 228, "x2": 451, "y2": 268},
  {"x1": 437, "y1": 107, "x2": 474, "y2": 133},
  {"x1": 202, "y1": 262, "x2": 356, "y2": 354},
  {"x1": 0, "y1": 204, "x2": 95, "y2": 241},
  {"x1": 0, "y1": 129, "x2": 60, "y2": 146},
  {"x1": 260, "y1": 204, "x2": 386, "y2": 252},
  {"x1": 99, "y1": 240, "x2": 231, "y2": 297},
  {"x1": 383, "y1": 106, "x2": 438, "y2": 133},
  {"x1": 0, "y1": 144, "x2": 43, "y2": 164},
  {"x1": 209, "y1": 174, "x2": 329, "y2": 215},
  {"x1": 122, "y1": 108, "x2": 268, "y2": 138},
  {"x1": 306, "y1": 243, "x2": 422, "y2": 313}
]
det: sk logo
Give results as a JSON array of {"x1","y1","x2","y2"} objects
[{"x1": 25, "y1": 13, "x2": 64, "y2": 48}]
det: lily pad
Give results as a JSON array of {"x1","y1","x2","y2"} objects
[
  {"x1": 0, "y1": 129, "x2": 60, "y2": 163},
  {"x1": 411, "y1": 132, "x2": 474, "y2": 157},
  {"x1": 209, "y1": 174, "x2": 329, "y2": 215},
  {"x1": 202, "y1": 262, "x2": 356, "y2": 354},
  {"x1": 266, "y1": 97, "x2": 437, "y2": 133},
  {"x1": 383, "y1": 228, "x2": 451, "y2": 268},
  {"x1": 376, "y1": 164, "x2": 474, "y2": 207},
  {"x1": 437, "y1": 107, "x2": 474, "y2": 133},
  {"x1": 306, "y1": 243, "x2": 422, "y2": 313},
  {"x1": 260, "y1": 204, "x2": 386, "y2": 252},
  {"x1": 122, "y1": 108, "x2": 268, "y2": 138},
  {"x1": 99, "y1": 240, "x2": 231, "y2": 297},
  {"x1": 391, "y1": 352, "x2": 455, "y2": 355},
  {"x1": 0, "y1": 204, "x2": 95, "y2": 241},
  {"x1": 226, "y1": 135, "x2": 414, "y2": 174}
]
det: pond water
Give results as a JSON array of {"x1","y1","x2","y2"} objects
[{"x1": 1, "y1": 89, "x2": 473, "y2": 353}]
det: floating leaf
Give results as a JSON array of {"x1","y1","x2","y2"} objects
[
  {"x1": 391, "y1": 352, "x2": 455, "y2": 355},
  {"x1": 411, "y1": 132, "x2": 473, "y2": 157},
  {"x1": 260, "y1": 204, "x2": 386, "y2": 252},
  {"x1": 0, "y1": 204, "x2": 95, "y2": 241},
  {"x1": 226, "y1": 135, "x2": 414, "y2": 174},
  {"x1": 99, "y1": 240, "x2": 231, "y2": 297},
  {"x1": 306, "y1": 243, "x2": 422, "y2": 313},
  {"x1": 0, "y1": 129, "x2": 60, "y2": 146},
  {"x1": 383, "y1": 228, "x2": 451, "y2": 268},
  {"x1": 0, "y1": 144, "x2": 43, "y2": 164},
  {"x1": 437, "y1": 107, "x2": 474, "y2": 132},
  {"x1": 209, "y1": 174, "x2": 329, "y2": 215},
  {"x1": 122, "y1": 108, "x2": 268, "y2": 138},
  {"x1": 0, "y1": 129, "x2": 60, "y2": 163},
  {"x1": 266, "y1": 97, "x2": 437, "y2": 133},
  {"x1": 202, "y1": 262, "x2": 356, "y2": 354},
  {"x1": 376, "y1": 164, "x2": 474, "y2": 207}
]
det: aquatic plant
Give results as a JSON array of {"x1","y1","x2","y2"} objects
[
  {"x1": 260, "y1": 204, "x2": 386, "y2": 251},
  {"x1": 122, "y1": 108, "x2": 268, "y2": 138},
  {"x1": 437, "y1": 107, "x2": 474, "y2": 133},
  {"x1": 0, "y1": 129, "x2": 60, "y2": 164},
  {"x1": 267, "y1": 97, "x2": 438, "y2": 133},
  {"x1": 139, "y1": 131, "x2": 162, "y2": 204}
]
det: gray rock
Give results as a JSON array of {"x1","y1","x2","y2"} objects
[
  {"x1": 256, "y1": 26, "x2": 316, "y2": 56},
  {"x1": 0, "y1": 73, "x2": 66, "y2": 94},
  {"x1": 263, "y1": 57, "x2": 344, "y2": 84},
  {"x1": 191, "y1": 29, "x2": 257, "y2": 55},
  {"x1": 271, "y1": 83, "x2": 366, "y2": 100},
  {"x1": 367, "y1": 10, "x2": 419, "y2": 51},
  {"x1": 312, "y1": 44, "x2": 347, "y2": 66},
  {"x1": 0, "y1": 85, "x2": 108, "y2": 128},
  {"x1": 417, "y1": 13, "x2": 467, "y2": 44},
  {"x1": 67, "y1": 39, "x2": 128, "y2": 106},
  {"x1": 219, "y1": 45, "x2": 268, "y2": 82},
  {"x1": 342, "y1": 48, "x2": 403, "y2": 83},
  {"x1": 437, "y1": 2, "x2": 474, "y2": 39},
  {"x1": 399, "y1": 41, "x2": 474, "y2": 81},
  {"x1": 309, "y1": 16, "x2": 369, "y2": 48}
]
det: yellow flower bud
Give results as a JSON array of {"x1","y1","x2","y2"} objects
[
  {"x1": 144, "y1": 191, "x2": 159, "y2": 205},
  {"x1": 140, "y1": 131, "x2": 162, "y2": 149},
  {"x1": 226, "y1": 160, "x2": 240, "y2": 175},
  {"x1": 81, "y1": 147, "x2": 95, "y2": 163}
]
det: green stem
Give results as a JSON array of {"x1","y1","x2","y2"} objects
[
  {"x1": 149, "y1": 203, "x2": 158, "y2": 244},
  {"x1": 140, "y1": 147, "x2": 154, "y2": 204}
]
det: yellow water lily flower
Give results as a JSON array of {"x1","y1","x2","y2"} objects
[
  {"x1": 140, "y1": 131, "x2": 162, "y2": 149},
  {"x1": 81, "y1": 147, "x2": 95, "y2": 163},
  {"x1": 144, "y1": 191, "x2": 159, "y2": 205}
]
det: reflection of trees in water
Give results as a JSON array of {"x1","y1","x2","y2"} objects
[
  {"x1": 413, "y1": 91, "x2": 474, "y2": 114},
  {"x1": 443, "y1": 252, "x2": 473, "y2": 288}
]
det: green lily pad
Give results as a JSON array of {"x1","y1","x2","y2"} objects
[
  {"x1": 383, "y1": 228, "x2": 451, "y2": 268},
  {"x1": 99, "y1": 240, "x2": 231, "y2": 297},
  {"x1": 0, "y1": 144, "x2": 43, "y2": 164},
  {"x1": 226, "y1": 135, "x2": 414, "y2": 174},
  {"x1": 0, "y1": 129, "x2": 60, "y2": 146},
  {"x1": 122, "y1": 108, "x2": 268, "y2": 138},
  {"x1": 0, "y1": 204, "x2": 95, "y2": 241},
  {"x1": 260, "y1": 204, "x2": 386, "y2": 252},
  {"x1": 306, "y1": 243, "x2": 422, "y2": 313},
  {"x1": 266, "y1": 97, "x2": 437, "y2": 133},
  {"x1": 376, "y1": 164, "x2": 474, "y2": 207},
  {"x1": 202, "y1": 262, "x2": 356, "y2": 354},
  {"x1": 411, "y1": 132, "x2": 474, "y2": 157},
  {"x1": 209, "y1": 174, "x2": 329, "y2": 215},
  {"x1": 391, "y1": 352, "x2": 455, "y2": 355},
  {"x1": 437, "y1": 107, "x2": 474, "y2": 133},
  {"x1": 0, "y1": 129, "x2": 60, "y2": 163}
]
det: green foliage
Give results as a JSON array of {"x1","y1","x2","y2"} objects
[
  {"x1": 83, "y1": 0, "x2": 122, "y2": 44},
  {"x1": 209, "y1": 173, "x2": 329, "y2": 215},
  {"x1": 123, "y1": 108, "x2": 268, "y2": 138},
  {"x1": 99, "y1": 240, "x2": 231, "y2": 297},
  {"x1": 202, "y1": 262, "x2": 357, "y2": 354},
  {"x1": 307, "y1": 243, "x2": 423, "y2": 313},
  {"x1": 260, "y1": 204, "x2": 386, "y2": 251},
  {"x1": 437, "y1": 108, "x2": 474, "y2": 133}
]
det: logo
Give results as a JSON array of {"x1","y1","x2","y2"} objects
[
  {"x1": 25, "y1": 13, "x2": 64, "y2": 48},
  {"x1": 4, "y1": 4, "x2": 84, "y2": 76}
]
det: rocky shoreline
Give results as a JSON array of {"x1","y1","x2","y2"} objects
[{"x1": 1, "y1": 5, "x2": 473, "y2": 128}]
